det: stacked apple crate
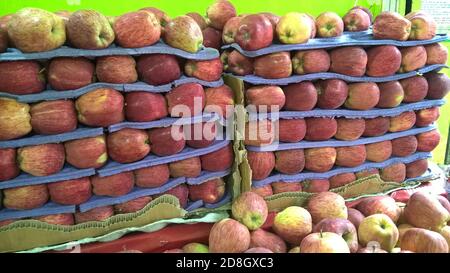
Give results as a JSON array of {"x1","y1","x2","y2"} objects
[
  {"x1": 220, "y1": 11, "x2": 449, "y2": 198},
  {"x1": 0, "y1": 8, "x2": 235, "y2": 237}
]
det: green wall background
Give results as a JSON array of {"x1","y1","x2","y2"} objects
[{"x1": 0, "y1": 0, "x2": 449, "y2": 164}]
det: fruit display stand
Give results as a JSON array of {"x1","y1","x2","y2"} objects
[
  {"x1": 0, "y1": 8, "x2": 244, "y2": 253},
  {"x1": 221, "y1": 11, "x2": 449, "y2": 213}
]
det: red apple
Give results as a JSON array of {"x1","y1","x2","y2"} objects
[
  {"x1": 202, "y1": 27, "x2": 222, "y2": 49},
  {"x1": 416, "y1": 107, "x2": 440, "y2": 127},
  {"x1": 30, "y1": 100, "x2": 77, "y2": 135},
  {"x1": 292, "y1": 49, "x2": 330, "y2": 75},
  {"x1": 315, "y1": 79, "x2": 349, "y2": 109},
  {"x1": 274, "y1": 149, "x2": 305, "y2": 175},
  {"x1": 329, "y1": 172, "x2": 357, "y2": 188},
  {"x1": 148, "y1": 125, "x2": 186, "y2": 156},
  {"x1": 48, "y1": 177, "x2": 92, "y2": 205},
  {"x1": 75, "y1": 88, "x2": 124, "y2": 127},
  {"x1": 376, "y1": 81, "x2": 405, "y2": 108},
  {"x1": 166, "y1": 83, "x2": 205, "y2": 117},
  {"x1": 96, "y1": 55, "x2": 138, "y2": 84},
  {"x1": 356, "y1": 168, "x2": 379, "y2": 179},
  {"x1": 91, "y1": 172, "x2": 135, "y2": 197},
  {"x1": 345, "y1": 82, "x2": 380, "y2": 110},
  {"x1": 304, "y1": 147, "x2": 337, "y2": 173},
  {"x1": 137, "y1": 54, "x2": 181, "y2": 86},
  {"x1": 0, "y1": 28, "x2": 7, "y2": 53},
  {"x1": 343, "y1": 8, "x2": 371, "y2": 31},
  {"x1": 0, "y1": 148, "x2": 19, "y2": 181},
  {"x1": 365, "y1": 141, "x2": 392, "y2": 162},
  {"x1": 335, "y1": 118, "x2": 365, "y2": 141},
  {"x1": 406, "y1": 159, "x2": 428, "y2": 178},
  {"x1": 363, "y1": 117, "x2": 390, "y2": 137},
  {"x1": 303, "y1": 179, "x2": 330, "y2": 193},
  {"x1": 283, "y1": 82, "x2": 318, "y2": 111},
  {"x1": 335, "y1": 145, "x2": 367, "y2": 167},
  {"x1": 246, "y1": 85, "x2": 286, "y2": 112},
  {"x1": 186, "y1": 12, "x2": 208, "y2": 30},
  {"x1": 206, "y1": 0, "x2": 237, "y2": 30},
  {"x1": 315, "y1": 12, "x2": 344, "y2": 37},
  {"x1": 356, "y1": 196, "x2": 401, "y2": 222},
  {"x1": 389, "y1": 111, "x2": 416, "y2": 132},
  {"x1": 251, "y1": 185, "x2": 273, "y2": 198},
  {"x1": 140, "y1": 7, "x2": 170, "y2": 32},
  {"x1": 247, "y1": 151, "x2": 275, "y2": 180},
  {"x1": 301, "y1": 232, "x2": 350, "y2": 253},
  {"x1": 235, "y1": 14, "x2": 273, "y2": 51},
  {"x1": 380, "y1": 163, "x2": 406, "y2": 183},
  {"x1": 0, "y1": 61, "x2": 46, "y2": 95},
  {"x1": 48, "y1": 57, "x2": 94, "y2": 91},
  {"x1": 114, "y1": 196, "x2": 152, "y2": 214},
  {"x1": 200, "y1": 144, "x2": 234, "y2": 172},
  {"x1": 329, "y1": 46, "x2": 368, "y2": 77},
  {"x1": 272, "y1": 181, "x2": 302, "y2": 194},
  {"x1": 425, "y1": 72, "x2": 450, "y2": 100},
  {"x1": 425, "y1": 43, "x2": 448, "y2": 65},
  {"x1": 253, "y1": 52, "x2": 292, "y2": 79},
  {"x1": 222, "y1": 50, "x2": 254, "y2": 76},
  {"x1": 399, "y1": 46, "x2": 427, "y2": 73},
  {"x1": 185, "y1": 58, "x2": 223, "y2": 82},
  {"x1": 113, "y1": 11, "x2": 160, "y2": 48},
  {"x1": 313, "y1": 218, "x2": 358, "y2": 252},
  {"x1": 416, "y1": 129, "x2": 441, "y2": 152},
  {"x1": 347, "y1": 208, "x2": 365, "y2": 230},
  {"x1": 278, "y1": 119, "x2": 307, "y2": 143},
  {"x1": 3, "y1": 184, "x2": 49, "y2": 210},
  {"x1": 125, "y1": 92, "x2": 168, "y2": 122},
  {"x1": 250, "y1": 228, "x2": 287, "y2": 253},
  {"x1": 74, "y1": 206, "x2": 114, "y2": 224},
  {"x1": 107, "y1": 128, "x2": 150, "y2": 163},
  {"x1": 244, "y1": 120, "x2": 275, "y2": 147},
  {"x1": 189, "y1": 178, "x2": 225, "y2": 203},
  {"x1": 391, "y1": 136, "x2": 418, "y2": 157},
  {"x1": 400, "y1": 76, "x2": 429, "y2": 103},
  {"x1": 204, "y1": 85, "x2": 235, "y2": 119},
  {"x1": 156, "y1": 184, "x2": 189, "y2": 208},
  {"x1": 34, "y1": 214, "x2": 74, "y2": 226},
  {"x1": 401, "y1": 228, "x2": 448, "y2": 253},
  {"x1": 408, "y1": 13, "x2": 437, "y2": 40},
  {"x1": 18, "y1": 144, "x2": 65, "y2": 176},
  {"x1": 135, "y1": 164, "x2": 170, "y2": 188},
  {"x1": 259, "y1": 12, "x2": 280, "y2": 34},
  {"x1": 222, "y1": 16, "x2": 242, "y2": 44},
  {"x1": 169, "y1": 157, "x2": 201, "y2": 178},
  {"x1": 305, "y1": 118, "x2": 337, "y2": 141},
  {"x1": 307, "y1": 192, "x2": 347, "y2": 224},
  {"x1": 366, "y1": 45, "x2": 402, "y2": 77},
  {"x1": 209, "y1": 218, "x2": 250, "y2": 253},
  {"x1": 185, "y1": 122, "x2": 217, "y2": 148},
  {"x1": 65, "y1": 135, "x2": 107, "y2": 169},
  {"x1": 373, "y1": 11, "x2": 411, "y2": 41}
]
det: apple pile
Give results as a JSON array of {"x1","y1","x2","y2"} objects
[
  {"x1": 164, "y1": 191, "x2": 450, "y2": 253},
  {"x1": 222, "y1": 43, "x2": 448, "y2": 78},
  {"x1": 0, "y1": 53, "x2": 224, "y2": 96},
  {"x1": 243, "y1": 74, "x2": 448, "y2": 113},
  {"x1": 0, "y1": 6, "x2": 210, "y2": 53}
]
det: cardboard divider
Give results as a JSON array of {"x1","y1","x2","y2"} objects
[
  {"x1": 0, "y1": 41, "x2": 219, "y2": 61},
  {"x1": 226, "y1": 64, "x2": 446, "y2": 85},
  {"x1": 247, "y1": 125, "x2": 436, "y2": 152},
  {"x1": 221, "y1": 32, "x2": 448, "y2": 57},
  {"x1": 252, "y1": 152, "x2": 432, "y2": 188}
]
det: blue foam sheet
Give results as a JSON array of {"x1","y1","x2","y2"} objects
[
  {"x1": 252, "y1": 152, "x2": 432, "y2": 187},
  {"x1": 0, "y1": 202, "x2": 76, "y2": 222}
]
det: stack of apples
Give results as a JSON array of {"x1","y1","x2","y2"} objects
[{"x1": 163, "y1": 190, "x2": 450, "y2": 253}]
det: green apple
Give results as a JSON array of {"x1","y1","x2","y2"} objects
[
  {"x1": 182, "y1": 243, "x2": 209, "y2": 253},
  {"x1": 358, "y1": 214, "x2": 399, "y2": 252},
  {"x1": 276, "y1": 12, "x2": 312, "y2": 44},
  {"x1": 273, "y1": 206, "x2": 312, "y2": 245}
]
